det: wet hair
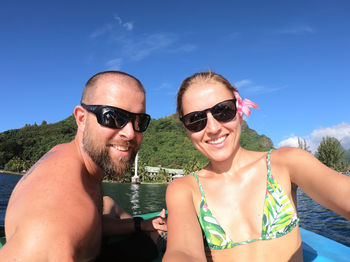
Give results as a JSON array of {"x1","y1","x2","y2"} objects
[
  {"x1": 176, "y1": 70, "x2": 238, "y2": 117},
  {"x1": 80, "y1": 71, "x2": 145, "y2": 104}
]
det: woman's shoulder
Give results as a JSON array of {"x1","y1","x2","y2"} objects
[
  {"x1": 167, "y1": 173, "x2": 197, "y2": 192},
  {"x1": 243, "y1": 147, "x2": 303, "y2": 157},
  {"x1": 269, "y1": 147, "x2": 318, "y2": 172},
  {"x1": 166, "y1": 173, "x2": 202, "y2": 210},
  {"x1": 271, "y1": 147, "x2": 313, "y2": 159}
]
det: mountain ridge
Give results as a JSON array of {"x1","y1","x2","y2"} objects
[{"x1": 0, "y1": 114, "x2": 274, "y2": 171}]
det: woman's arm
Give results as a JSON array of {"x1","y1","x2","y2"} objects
[
  {"x1": 280, "y1": 147, "x2": 350, "y2": 220},
  {"x1": 163, "y1": 177, "x2": 207, "y2": 262}
]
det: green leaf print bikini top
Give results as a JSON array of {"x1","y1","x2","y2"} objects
[{"x1": 192, "y1": 150, "x2": 299, "y2": 250}]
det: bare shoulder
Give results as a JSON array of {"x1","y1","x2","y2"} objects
[
  {"x1": 166, "y1": 174, "x2": 197, "y2": 200},
  {"x1": 4, "y1": 164, "x2": 100, "y2": 261},
  {"x1": 272, "y1": 146, "x2": 308, "y2": 155},
  {"x1": 271, "y1": 147, "x2": 344, "y2": 185},
  {"x1": 166, "y1": 174, "x2": 201, "y2": 212},
  {"x1": 20, "y1": 142, "x2": 78, "y2": 181},
  {"x1": 270, "y1": 147, "x2": 315, "y2": 166},
  {"x1": 8, "y1": 141, "x2": 83, "y2": 206},
  {"x1": 5, "y1": 141, "x2": 97, "y2": 243}
]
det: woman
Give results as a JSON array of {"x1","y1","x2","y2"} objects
[{"x1": 163, "y1": 71, "x2": 350, "y2": 261}]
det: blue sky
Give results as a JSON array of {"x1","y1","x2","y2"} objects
[{"x1": 1, "y1": 0, "x2": 349, "y2": 152}]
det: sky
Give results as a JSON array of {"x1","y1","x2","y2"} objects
[{"x1": 1, "y1": 0, "x2": 349, "y2": 152}]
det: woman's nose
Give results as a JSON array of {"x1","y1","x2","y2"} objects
[{"x1": 205, "y1": 112, "x2": 221, "y2": 134}]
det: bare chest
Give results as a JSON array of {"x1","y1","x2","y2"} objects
[{"x1": 197, "y1": 173, "x2": 268, "y2": 241}]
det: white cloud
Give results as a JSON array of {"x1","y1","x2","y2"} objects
[
  {"x1": 278, "y1": 136, "x2": 300, "y2": 148},
  {"x1": 90, "y1": 15, "x2": 197, "y2": 68},
  {"x1": 150, "y1": 82, "x2": 173, "y2": 92},
  {"x1": 90, "y1": 14, "x2": 133, "y2": 39},
  {"x1": 310, "y1": 122, "x2": 350, "y2": 150},
  {"x1": 90, "y1": 23, "x2": 114, "y2": 38},
  {"x1": 113, "y1": 14, "x2": 122, "y2": 25},
  {"x1": 105, "y1": 58, "x2": 123, "y2": 70},
  {"x1": 234, "y1": 79, "x2": 283, "y2": 94},
  {"x1": 175, "y1": 44, "x2": 197, "y2": 52},
  {"x1": 278, "y1": 122, "x2": 350, "y2": 152},
  {"x1": 113, "y1": 14, "x2": 133, "y2": 31},
  {"x1": 276, "y1": 25, "x2": 315, "y2": 35},
  {"x1": 125, "y1": 33, "x2": 176, "y2": 61},
  {"x1": 234, "y1": 79, "x2": 252, "y2": 88},
  {"x1": 123, "y1": 22, "x2": 133, "y2": 31},
  {"x1": 111, "y1": 32, "x2": 196, "y2": 62}
]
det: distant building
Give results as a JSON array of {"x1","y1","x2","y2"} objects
[{"x1": 144, "y1": 166, "x2": 184, "y2": 181}]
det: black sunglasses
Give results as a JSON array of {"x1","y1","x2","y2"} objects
[
  {"x1": 81, "y1": 103, "x2": 151, "y2": 133},
  {"x1": 180, "y1": 99, "x2": 237, "y2": 132}
]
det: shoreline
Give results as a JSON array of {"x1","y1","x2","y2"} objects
[
  {"x1": 102, "y1": 180, "x2": 168, "y2": 185},
  {"x1": 0, "y1": 170, "x2": 22, "y2": 176},
  {"x1": 0, "y1": 171, "x2": 168, "y2": 184}
]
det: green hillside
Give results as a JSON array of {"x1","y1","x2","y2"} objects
[{"x1": 0, "y1": 114, "x2": 274, "y2": 172}]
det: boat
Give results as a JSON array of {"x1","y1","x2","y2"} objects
[
  {"x1": 299, "y1": 227, "x2": 350, "y2": 261},
  {"x1": 1, "y1": 212, "x2": 350, "y2": 261}
]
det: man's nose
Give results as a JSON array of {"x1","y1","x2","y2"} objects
[{"x1": 118, "y1": 120, "x2": 136, "y2": 140}]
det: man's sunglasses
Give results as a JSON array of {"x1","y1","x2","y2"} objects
[
  {"x1": 180, "y1": 99, "x2": 237, "y2": 132},
  {"x1": 81, "y1": 103, "x2": 151, "y2": 133}
]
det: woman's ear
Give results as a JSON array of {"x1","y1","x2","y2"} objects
[{"x1": 74, "y1": 105, "x2": 87, "y2": 132}]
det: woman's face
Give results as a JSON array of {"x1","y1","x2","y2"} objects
[{"x1": 181, "y1": 80, "x2": 242, "y2": 163}]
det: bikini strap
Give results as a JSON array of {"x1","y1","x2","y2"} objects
[
  {"x1": 266, "y1": 149, "x2": 274, "y2": 178},
  {"x1": 192, "y1": 172, "x2": 205, "y2": 198}
]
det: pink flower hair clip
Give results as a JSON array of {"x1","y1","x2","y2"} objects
[{"x1": 234, "y1": 91, "x2": 259, "y2": 117}]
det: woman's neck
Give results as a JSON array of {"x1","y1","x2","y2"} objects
[{"x1": 206, "y1": 146, "x2": 246, "y2": 175}]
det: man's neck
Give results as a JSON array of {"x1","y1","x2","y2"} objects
[{"x1": 73, "y1": 136, "x2": 105, "y2": 183}]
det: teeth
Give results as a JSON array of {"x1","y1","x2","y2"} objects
[
  {"x1": 114, "y1": 145, "x2": 129, "y2": 151},
  {"x1": 208, "y1": 136, "x2": 226, "y2": 144}
]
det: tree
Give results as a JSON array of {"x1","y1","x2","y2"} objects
[
  {"x1": 137, "y1": 161, "x2": 146, "y2": 182},
  {"x1": 0, "y1": 113, "x2": 273, "y2": 179},
  {"x1": 344, "y1": 149, "x2": 350, "y2": 164},
  {"x1": 4, "y1": 156, "x2": 31, "y2": 173},
  {"x1": 156, "y1": 168, "x2": 167, "y2": 182},
  {"x1": 298, "y1": 138, "x2": 311, "y2": 153},
  {"x1": 183, "y1": 157, "x2": 202, "y2": 174},
  {"x1": 316, "y1": 137, "x2": 346, "y2": 172}
]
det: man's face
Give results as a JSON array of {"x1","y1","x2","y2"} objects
[
  {"x1": 82, "y1": 119, "x2": 140, "y2": 178},
  {"x1": 82, "y1": 76, "x2": 145, "y2": 178}
]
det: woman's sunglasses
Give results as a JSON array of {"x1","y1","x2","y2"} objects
[
  {"x1": 180, "y1": 99, "x2": 237, "y2": 132},
  {"x1": 81, "y1": 103, "x2": 151, "y2": 133}
]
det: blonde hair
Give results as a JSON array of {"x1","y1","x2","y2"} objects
[{"x1": 176, "y1": 70, "x2": 238, "y2": 117}]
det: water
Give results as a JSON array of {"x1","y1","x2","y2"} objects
[
  {"x1": 297, "y1": 187, "x2": 350, "y2": 247},
  {"x1": 0, "y1": 173, "x2": 22, "y2": 227},
  {"x1": 103, "y1": 182, "x2": 167, "y2": 215},
  {"x1": 1, "y1": 172, "x2": 350, "y2": 248}
]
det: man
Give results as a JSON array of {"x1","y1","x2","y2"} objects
[{"x1": 0, "y1": 71, "x2": 167, "y2": 261}]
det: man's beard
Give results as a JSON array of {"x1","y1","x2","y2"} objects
[{"x1": 82, "y1": 127, "x2": 138, "y2": 179}]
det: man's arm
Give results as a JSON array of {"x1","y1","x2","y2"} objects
[{"x1": 102, "y1": 196, "x2": 167, "y2": 236}]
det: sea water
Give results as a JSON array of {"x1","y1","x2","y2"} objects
[{"x1": 1, "y1": 172, "x2": 350, "y2": 247}]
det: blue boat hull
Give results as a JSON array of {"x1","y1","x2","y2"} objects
[
  {"x1": 1, "y1": 213, "x2": 349, "y2": 261},
  {"x1": 300, "y1": 227, "x2": 350, "y2": 261}
]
